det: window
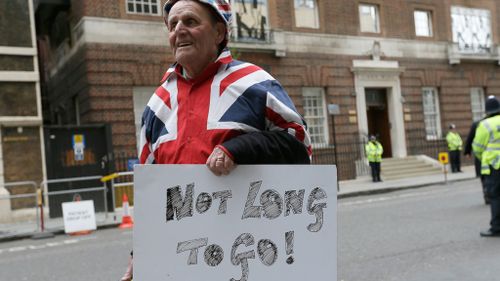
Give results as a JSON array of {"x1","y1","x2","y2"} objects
[
  {"x1": 451, "y1": 6, "x2": 492, "y2": 53},
  {"x1": 294, "y1": 0, "x2": 319, "y2": 29},
  {"x1": 470, "y1": 88, "x2": 485, "y2": 121},
  {"x1": 359, "y1": 4, "x2": 380, "y2": 33},
  {"x1": 422, "y1": 87, "x2": 441, "y2": 140},
  {"x1": 126, "y1": 0, "x2": 160, "y2": 15},
  {"x1": 233, "y1": 0, "x2": 270, "y2": 42},
  {"x1": 302, "y1": 88, "x2": 328, "y2": 145},
  {"x1": 414, "y1": 10, "x2": 433, "y2": 37}
]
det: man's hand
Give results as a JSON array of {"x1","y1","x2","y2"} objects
[{"x1": 206, "y1": 146, "x2": 236, "y2": 176}]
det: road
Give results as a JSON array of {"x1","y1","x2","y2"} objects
[
  {"x1": 0, "y1": 227, "x2": 132, "y2": 281},
  {"x1": 339, "y1": 178, "x2": 500, "y2": 281},
  {"x1": 1, "y1": 179, "x2": 499, "y2": 281}
]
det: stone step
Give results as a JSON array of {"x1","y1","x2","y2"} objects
[
  {"x1": 382, "y1": 169, "x2": 443, "y2": 180},
  {"x1": 382, "y1": 165, "x2": 442, "y2": 176},
  {"x1": 377, "y1": 155, "x2": 442, "y2": 181},
  {"x1": 380, "y1": 157, "x2": 419, "y2": 165},
  {"x1": 381, "y1": 156, "x2": 419, "y2": 162},
  {"x1": 382, "y1": 162, "x2": 433, "y2": 169}
]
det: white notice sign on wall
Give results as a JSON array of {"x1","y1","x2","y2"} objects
[
  {"x1": 62, "y1": 200, "x2": 97, "y2": 234},
  {"x1": 134, "y1": 165, "x2": 337, "y2": 281}
]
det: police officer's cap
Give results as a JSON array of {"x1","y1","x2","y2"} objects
[{"x1": 485, "y1": 95, "x2": 500, "y2": 115}]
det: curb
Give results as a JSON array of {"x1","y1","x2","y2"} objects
[
  {"x1": 338, "y1": 176, "x2": 476, "y2": 199},
  {"x1": 0, "y1": 222, "x2": 121, "y2": 243}
]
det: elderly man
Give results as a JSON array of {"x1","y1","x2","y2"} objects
[
  {"x1": 140, "y1": 0, "x2": 311, "y2": 173},
  {"x1": 121, "y1": 0, "x2": 311, "y2": 279}
]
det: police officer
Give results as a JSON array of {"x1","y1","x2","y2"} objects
[
  {"x1": 446, "y1": 123, "x2": 463, "y2": 173},
  {"x1": 473, "y1": 96, "x2": 500, "y2": 237},
  {"x1": 365, "y1": 135, "x2": 383, "y2": 182},
  {"x1": 464, "y1": 96, "x2": 500, "y2": 204}
]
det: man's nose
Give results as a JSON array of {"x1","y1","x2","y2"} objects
[{"x1": 174, "y1": 21, "x2": 186, "y2": 33}]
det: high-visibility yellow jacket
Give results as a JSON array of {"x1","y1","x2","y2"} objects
[
  {"x1": 473, "y1": 115, "x2": 500, "y2": 175},
  {"x1": 446, "y1": 131, "x2": 462, "y2": 151},
  {"x1": 365, "y1": 141, "x2": 383, "y2": 162}
]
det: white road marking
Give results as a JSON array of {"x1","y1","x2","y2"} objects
[
  {"x1": 8, "y1": 246, "x2": 27, "y2": 252},
  {"x1": 0, "y1": 237, "x2": 86, "y2": 255},
  {"x1": 28, "y1": 245, "x2": 47, "y2": 250}
]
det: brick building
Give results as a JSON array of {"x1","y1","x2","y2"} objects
[
  {"x1": 0, "y1": 0, "x2": 45, "y2": 218},
  {"x1": 35, "y1": 0, "x2": 500, "y2": 180}
]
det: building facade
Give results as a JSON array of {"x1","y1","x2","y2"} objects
[
  {"x1": 0, "y1": 0, "x2": 45, "y2": 219},
  {"x1": 36, "y1": 0, "x2": 500, "y2": 180}
]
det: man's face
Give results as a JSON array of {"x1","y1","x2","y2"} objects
[{"x1": 167, "y1": 1, "x2": 225, "y2": 77}]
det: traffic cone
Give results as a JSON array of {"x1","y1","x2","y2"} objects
[{"x1": 119, "y1": 193, "x2": 134, "y2": 229}]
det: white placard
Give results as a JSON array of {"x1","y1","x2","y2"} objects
[
  {"x1": 134, "y1": 165, "x2": 337, "y2": 281},
  {"x1": 62, "y1": 200, "x2": 97, "y2": 233}
]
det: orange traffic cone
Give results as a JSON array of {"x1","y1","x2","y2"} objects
[{"x1": 119, "y1": 193, "x2": 134, "y2": 229}]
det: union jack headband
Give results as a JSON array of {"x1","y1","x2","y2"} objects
[{"x1": 163, "y1": 0, "x2": 232, "y2": 27}]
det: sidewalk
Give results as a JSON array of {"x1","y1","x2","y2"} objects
[
  {"x1": 0, "y1": 212, "x2": 125, "y2": 242},
  {"x1": 338, "y1": 165, "x2": 477, "y2": 198},
  {"x1": 0, "y1": 165, "x2": 477, "y2": 242}
]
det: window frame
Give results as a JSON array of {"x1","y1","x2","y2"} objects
[
  {"x1": 421, "y1": 87, "x2": 442, "y2": 140},
  {"x1": 414, "y1": 9, "x2": 433, "y2": 37},
  {"x1": 293, "y1": 0, "x2": 320, "y2": 29},
  {"x1": 125, "y1": 0, "x2": 161, "y2": 16},
  {"x1": 301, "y1": 87, "x2": 329, "y2": 146},
  {"x1": 358, "y1": 3, "x2": 380, "y2": 33},
  {"x1": 470, "y1": 87, "x2": 486, "y2": 122}
]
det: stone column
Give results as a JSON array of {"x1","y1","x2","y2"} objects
[{"x1": 0, "y1": 128, "x2": 12, "y2": 223}]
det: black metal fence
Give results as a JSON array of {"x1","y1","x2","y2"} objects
[
  {"x1": 311, "y1": 134, "x2": 371, "y2": 180},
  {"x1": 113, "y1": 127, "x2": 471, "y2": 181},
  {"x1": 113, "y1": 138, "x2": 371, "y2": 181},
  {"x1": 405, "y1": 124, "x2": 447, "y2": 159},
  {"x1": 405, "y1": 124, "x2": 474, "y2": 167},
  {"x1": 113, "y1": 151, "x2": 136, "y2": 182}
]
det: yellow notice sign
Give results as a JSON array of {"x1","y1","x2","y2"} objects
[
  {"x1": 73, "y1": 134, "x2": 84, "y2": 143},
  {"x1": 438, "y1": 152, "x2": 449, "y2": 164}
]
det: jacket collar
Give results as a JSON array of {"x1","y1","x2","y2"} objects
[{"x1": 161, "y1": 48, "x2": 233, "y2": 84}]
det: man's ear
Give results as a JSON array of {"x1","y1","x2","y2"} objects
[{"x1": 215, "y1": 22, "x2": 226, "y2": 45}]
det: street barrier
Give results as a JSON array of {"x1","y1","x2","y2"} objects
[
  {"x1": 32, "y1": 176, "x2": 107, "y2": 237},
  {"x1": 101, "y1": 171, "x2": 134, "y2": 222},
  {"x1": 2, "y1": 173, "x2": 135, "y2": 240},
  {"x1": 0, "y1": 181, "x2": 38, "y2": 229},
  {"x1": 40, "y1": 175, "x2": 107, "y2": 218}
]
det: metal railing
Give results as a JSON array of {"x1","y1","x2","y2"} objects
[
  {"x1": 40, "y1": 175, "x2": 108, "y2": 219},
  {"x1": 0, "y1": 176, "x2": 110, "y2": 238},
  {"x1": 104, "y1": 171, "x2": 134, "y2": 213},
  {"x1": 0, "y1": 181, "x2": 39, "y2": 231},
  {"x1": 311, "y1": 134, "x2": 371, "y2": 180}
]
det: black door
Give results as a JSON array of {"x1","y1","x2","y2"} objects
[
  {"x1": 44, "y1": 125, "x2": 114, "y2": 217},
  {"x1": 366, "y1": 88, "x2": 392, "y2": 158}
]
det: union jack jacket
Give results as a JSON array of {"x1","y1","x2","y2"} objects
[{"x1": 139, "y1": 49, "x2": 311, "y2": 165}]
